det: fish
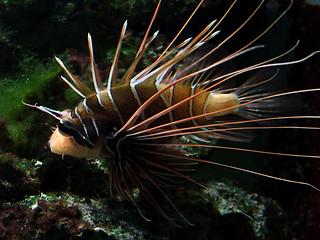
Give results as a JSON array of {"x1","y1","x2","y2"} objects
[{"x1": 25, "y1": 0, "x2": 320, "y2": 224}]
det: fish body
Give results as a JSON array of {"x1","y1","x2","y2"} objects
[{"x1": 50, "y1": 81, "x2": 240, "y2": 159}]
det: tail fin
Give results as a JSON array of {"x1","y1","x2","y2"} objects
[
  {"x1": 210, "y1": 69, "x2": 298, "y2": 143},
  {"x1": 235, "y1": 69, "x2": 298, "y2": 123}
]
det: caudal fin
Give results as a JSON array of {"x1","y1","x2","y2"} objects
[{"x1": 235, "y1": 69, "x2": 298, "y2": 123}]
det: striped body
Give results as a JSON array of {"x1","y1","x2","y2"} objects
[
  {"x1": 51, "y1": 82, "x2": 240, "y2": 159},
  {"x1": 88, "y1": 82, "x2": 239, "y2": 127}
]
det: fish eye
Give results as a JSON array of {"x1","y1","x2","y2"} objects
[
  {"x1": 58, "y1": 120, "x2": 77, "y2": 137},
  {"x1": 58, "y1": 120, "x2": 90, "y2": 147}
]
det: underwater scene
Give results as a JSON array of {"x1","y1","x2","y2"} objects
[{"x1": 1, "y1": 0, "x2": 320, "y2": 239}]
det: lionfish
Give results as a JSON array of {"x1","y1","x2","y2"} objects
[{"x1": 25, "y1": 0, "x2": 320, "y2": 223}]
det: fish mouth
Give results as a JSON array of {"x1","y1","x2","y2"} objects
[{"x1": 48, "y1": 127, "x2": 104, "y2": 158}]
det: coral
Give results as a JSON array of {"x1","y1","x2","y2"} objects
[{"x1": 0, "y1": 200, "x2": 90, "y2": 240}]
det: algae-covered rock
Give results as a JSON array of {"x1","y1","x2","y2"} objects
[
  {"x1": 0, "y1": 164, "x2": 289, "y2": 240},
  {"x1": 203, "y1": 181, "x2": 289, "y2": 240},
  {"x1": 0, "y1": 153, "x2": 40, "y2": 202}
]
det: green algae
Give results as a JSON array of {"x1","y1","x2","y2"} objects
[
  {"x1": 0, "y1": 55, "x2": 59, "y2": 116},
  {"x1": 0, "y1": 55, "x2": 61, "y2": 149}
]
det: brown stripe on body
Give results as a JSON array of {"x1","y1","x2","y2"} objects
[
  {"x1": 191, "y1": 87, "x2": 210, "y2": 125},
  {"x1": 171, "y1": 85, "x2": 194, "y2": 128},
  {"x1": 156, "y1": 83, "x2": 174, "y2": 125},
  {"x1": 156, "y1": 84, "x2": 215, "y2": 127},
  {"x1": 135, "y1": 82, "x2": 171, "y2": 127},
  {"x1": 109, "y1": 84, "x2": 142, "y2": 123},
  {"x1": 80, "y1": 90, "x2": 123, "y2": 127}
]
